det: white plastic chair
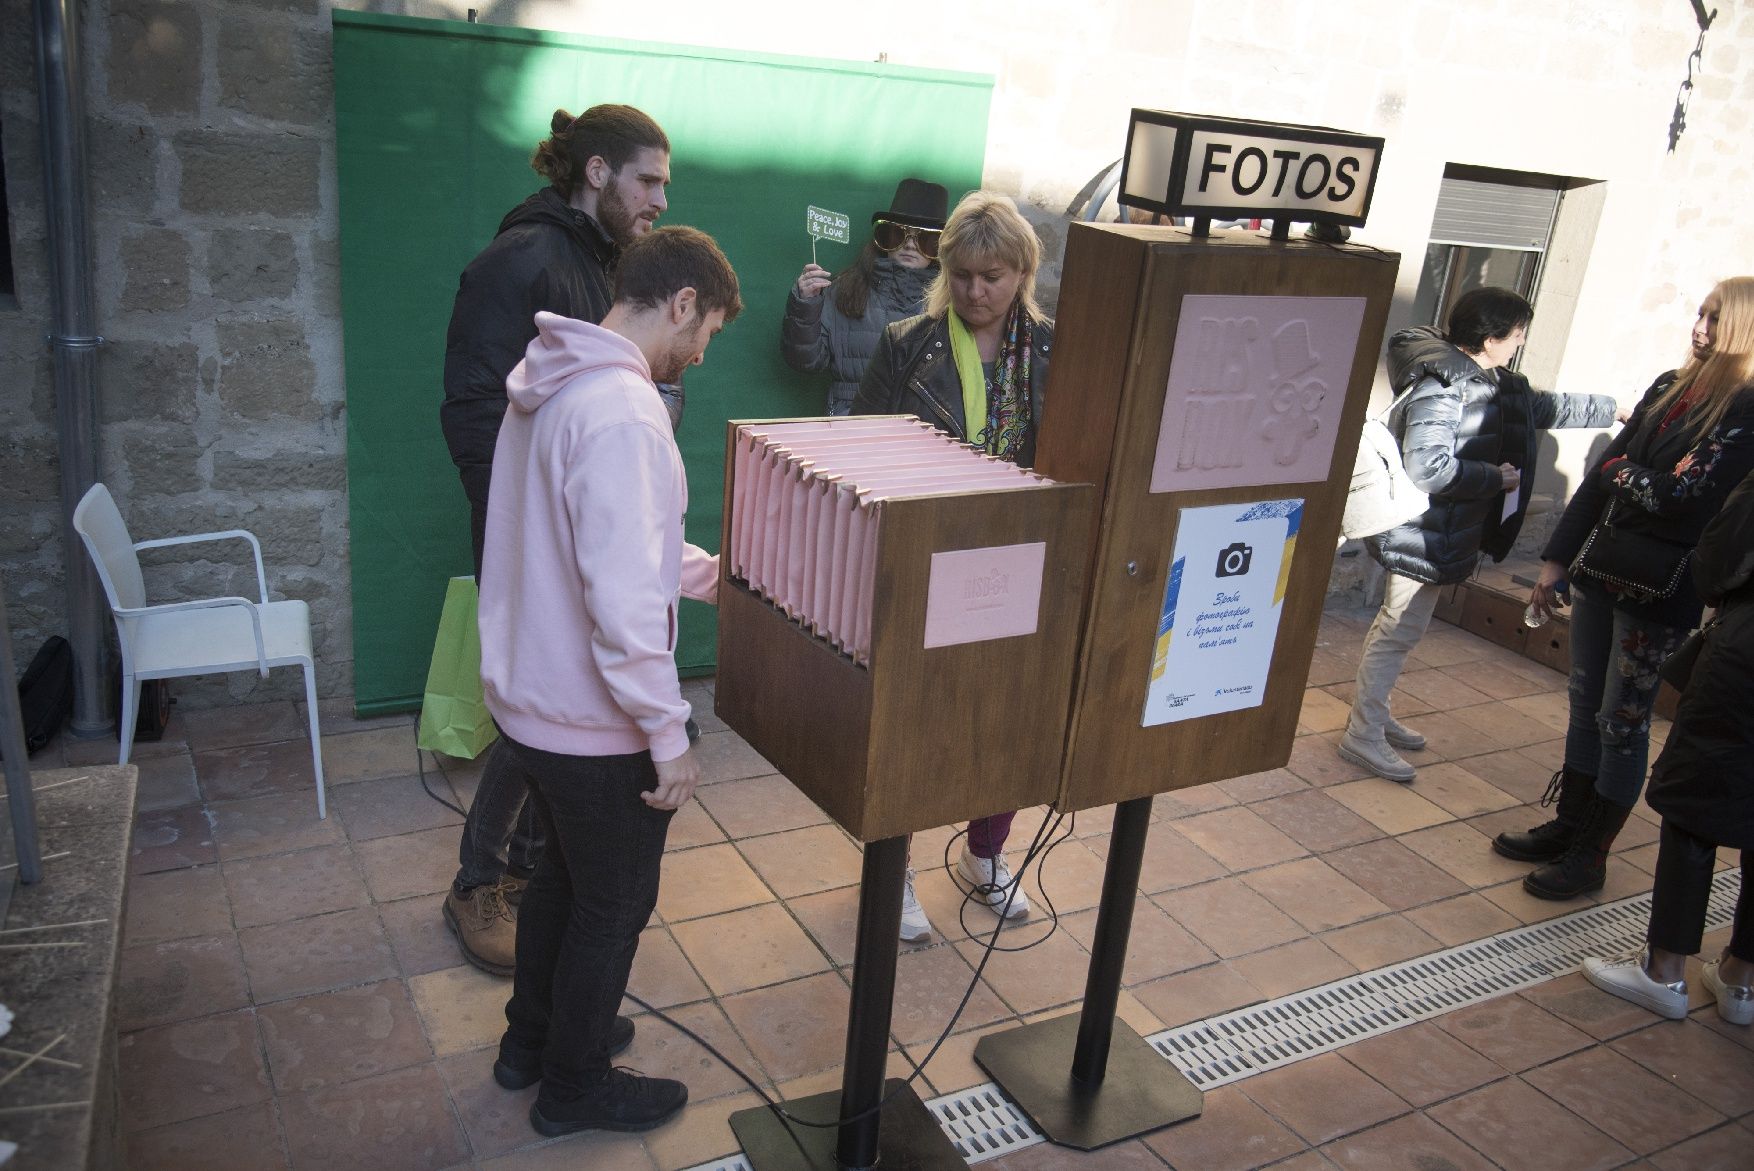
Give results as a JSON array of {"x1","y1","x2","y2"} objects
[{"x1": 72, "y1": 483, "x2": 327, "y2": 817}]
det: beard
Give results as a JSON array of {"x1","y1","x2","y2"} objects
[
  {"x1": 652, "y1": 324, "x2": 705, "y2": 385},
  {"x1": 595, "y1": 180, "x2": 641, "y2": 248}
]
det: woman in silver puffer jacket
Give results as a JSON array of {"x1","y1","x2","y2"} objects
[{"x1": 1340, "y1": 287, "x2": 1618, "y2": 784}]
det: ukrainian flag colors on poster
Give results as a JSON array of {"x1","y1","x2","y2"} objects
[{"x1": 1143, "y1": 499, "x2": 1303, "y2": 726}]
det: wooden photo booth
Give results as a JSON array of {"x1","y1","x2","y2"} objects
[{"x1": 713, "y1": 160, "x2": 1400, "y2": 1167}]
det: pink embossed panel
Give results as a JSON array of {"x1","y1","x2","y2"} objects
[
  {"x1": 922, "y1": 542, "x2": 1047, "y2": 649},
  {"x1": 1149, "y1": 294, "x2": 1365, "y2": 493}
]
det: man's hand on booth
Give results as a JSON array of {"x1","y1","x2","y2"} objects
[{"x1": 644, "y1": 749, "x2": 702, "y2": 810}]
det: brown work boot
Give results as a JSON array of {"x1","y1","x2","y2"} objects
[
  {"x1": 444, "y1": 882, "x2": 517, "y2": 975},
  {"x1": 499, "y1": 874, "x2": 530, "y2": 909}
]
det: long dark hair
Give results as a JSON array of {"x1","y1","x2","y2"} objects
[
  {"x1": 531, "y1": 105, "x2": 668, "y2": 198},
  {"x1": 832, "y1": 243, "x2": 884, "y2": 319}
]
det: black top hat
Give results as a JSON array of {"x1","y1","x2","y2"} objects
[{"x1": 873, "y1": 178, "x2": 948, "y2": 230}]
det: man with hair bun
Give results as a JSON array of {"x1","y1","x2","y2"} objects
[
  {"x1": 482, "y1": 225, "x2": 740, "y2": 1135},
  {"x1": 438, "y1": 104, "x2": 671, "y2": 976}
]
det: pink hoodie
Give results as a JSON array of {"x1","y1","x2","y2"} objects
[{"x1": 479, "y1": 312, "x2": 718, "y2": 762}]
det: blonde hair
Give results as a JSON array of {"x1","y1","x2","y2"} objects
[
  {"x1": 1650, "y1": 276, "x2": 1754, "y2": 439},
  {"x1": 924, "y1": 191, "x2": 1049, "y2": 325}
]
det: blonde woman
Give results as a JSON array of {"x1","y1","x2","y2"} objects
[
  {"x1": 853, "y1": 191, "x2": 1052, "y2": 940},
  {"x1": 1500, "y1": 278, "x2": 1754, "y2": 900}
]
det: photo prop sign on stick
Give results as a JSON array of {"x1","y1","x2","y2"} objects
[{"x1": 807, "y1": 205, "x2": 851, "y2": 264}]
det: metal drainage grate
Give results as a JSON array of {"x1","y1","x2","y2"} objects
[
  {"x1": 683, "y1": 868, "x2": 1741, "y2": 1168},
  {"x1": 928, "y1": 1082, "x2": 1041, "y2": 1161},
  {"x1": 1150, "y1": 867, "x2": 1743, "y2": 1091}
]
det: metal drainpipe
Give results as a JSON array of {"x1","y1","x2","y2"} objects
[{"x1": 33, "y1": 0, "x2": 113, "y2": 738}]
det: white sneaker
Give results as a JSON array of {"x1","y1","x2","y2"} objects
[
  {"x1": 1582, "y1": 951, "x2": 1687, "y2": 1020},
  {"x1": 1702, "y1": 960, "x2": 1754, "y2": 1026},
  {"x1": 957, "y1": 846, "x2": 1030, "y2": 920},
  {"x1": 899, "y1": 869, "x2": 934, "y2": 943},
  {"x1": 1384, "y1": 716, "x2": 1426, "y2": 752},
  {"x1": 1337, "y1": 730, "x2": 1416, "y2": 783}
]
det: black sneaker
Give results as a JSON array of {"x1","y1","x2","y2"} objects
[
  {"x1": 529, "y1": 1067, "x2": 688, "y2": 1135},
  {"x1": 493, "y1": 1016, "x2": 636, "y2": 1090}
]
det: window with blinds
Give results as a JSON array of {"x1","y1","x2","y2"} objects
[{"x1": 1412, "y1": 170, "x2": 1566, "y2": 336}]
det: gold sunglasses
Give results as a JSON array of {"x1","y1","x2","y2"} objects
[{"x1": 872, "y1": 219, "x2": 942, "y2": 260}]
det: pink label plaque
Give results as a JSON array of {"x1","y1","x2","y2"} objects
[
  {"x1": 1150, "y1": 295, "x2": 1365, "y2": 493},
  {"x1": 923, "y1": 542, "x2": 1047, "y2": 649}
]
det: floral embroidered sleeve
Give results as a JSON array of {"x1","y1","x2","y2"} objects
[{"x1": 1598, "y1": 422, "x2": 1754, "y2": 516}]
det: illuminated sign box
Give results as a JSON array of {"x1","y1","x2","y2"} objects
[{"x1": 1119, "y1": 110, "x2": 1384, "y2": 228}]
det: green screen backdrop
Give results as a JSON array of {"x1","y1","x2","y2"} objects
[{"x1": 333, "y1": 12, "x2": 991, "y2": 714}]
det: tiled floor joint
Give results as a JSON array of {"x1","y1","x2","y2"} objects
[{"x1": 682, "y1": 866, "x2": 1744, "y2": 1169}]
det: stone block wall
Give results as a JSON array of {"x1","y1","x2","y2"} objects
[
  {"x1": 1, "y1": 0, "x2": 348, "y2": 706},
  {"x1": 2, "y1": 0, "x2": 1752, "y2": 710}
]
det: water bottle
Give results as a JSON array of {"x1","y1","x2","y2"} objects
[{"x1": 1524, "y1": 578, "x2": 1569, "y2": 628}]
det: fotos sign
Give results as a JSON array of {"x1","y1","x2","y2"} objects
[{"x1": 1119, "y1": 111, "x2": 1383, "y2": 227}]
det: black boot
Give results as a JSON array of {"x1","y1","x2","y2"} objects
[
  {"x1": 1522, "y1": 794, "x2": 1633, "y2": 901},
  {"x1": 1493, "y1": 767, "x2": 1596, "y2": 862}
]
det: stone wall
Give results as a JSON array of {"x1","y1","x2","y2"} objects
[
  {"x1": 1, "y1": 0, "x2": 346, "y2": 705},
  {"x1": 2, "y1": 0, "x2": 1751, "y2": 707}
]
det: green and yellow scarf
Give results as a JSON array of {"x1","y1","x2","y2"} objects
[{"x1": 947, "y1": 304, "x2": 1035, "y2": 463}]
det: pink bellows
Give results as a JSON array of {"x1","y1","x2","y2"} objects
[{"x1": 727, "y1": 418, "x2": 1049, "y2": 664}]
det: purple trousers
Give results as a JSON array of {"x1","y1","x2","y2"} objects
[{"x1": 966, "y1": 812, "x2": 1017, "y2": 859}]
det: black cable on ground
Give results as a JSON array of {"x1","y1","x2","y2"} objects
[
  {"x1": 623, "y1": 803, "x2": 1077, "y2": 1133},
  {"x1": 414, "y1": 745, "x2": 466, "y2": 817}
]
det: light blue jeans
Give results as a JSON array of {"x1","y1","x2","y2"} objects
[{"x1": 1562, "y1": 578, "x2": 1689, "y2": 807}]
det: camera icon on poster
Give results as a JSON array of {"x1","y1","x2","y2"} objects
[{"x1": 1215, "y1": 542, "x2": 1253, "y2": 578}]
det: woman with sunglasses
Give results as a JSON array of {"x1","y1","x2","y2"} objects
[
  {"x1": 781, "y1": 179, "x2": 948, "y2": 415},
  {"x1": 853, "y1": 190, "x2": 1054, "y2": 943}
]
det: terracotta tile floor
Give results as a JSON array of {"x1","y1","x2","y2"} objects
[{"x1": 40, "y1": 604, "x2": 1747, "y2": 1169}]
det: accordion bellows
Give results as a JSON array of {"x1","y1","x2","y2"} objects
[
  {"x1": 727, "y1": 418, "x2": 1047, "y2": 664},
  {"x1": 714, "y1": 415, "x2": 1095, "y2": 840}
]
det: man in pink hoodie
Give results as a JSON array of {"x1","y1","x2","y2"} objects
[{"x1": 478, "y1": 226, "x2": 740, "y2": 1136}]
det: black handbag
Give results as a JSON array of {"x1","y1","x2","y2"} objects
[
  {"x1": 1659, "y1": 616, "x2": 1716, "y2": 691},
  {"x1": 1573, "y1": 500, "x2": 1694, "y2": 599}
]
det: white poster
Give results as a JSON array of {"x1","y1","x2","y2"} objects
[{"x1": 1142, "y1": 499, "x2": 1304, "y2": 726}]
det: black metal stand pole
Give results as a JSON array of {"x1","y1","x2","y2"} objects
[
  {"x1": 1071, "y1": 795, "x2": 1151, "y2": 1084},
  {"x1": 729, "y1": 832, "x2": 965, "y2": 1171},
  {"x1": 974, "y1": 794, "x2": 1201, "y2": 1150},
  {"x1": 836, "y1": 833, "x2": 907, "y2": 1169}
]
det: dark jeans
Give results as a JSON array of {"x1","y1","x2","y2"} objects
[
  {"x1": 454, "y1": 738, "x2": 544, "y2": 892},
  {"x1": 453, "y1": 476, "x2": 544, "y2": 893},
  {"x1": 1563, "y1": 578, "x2": 1688, "y2": 807},
  {"x1": 500, "y1": 735, "x2": 674, "y2": 1098},
  {"x1": 1647, "y1": 819, "x2": 1753, "y2": 961}
]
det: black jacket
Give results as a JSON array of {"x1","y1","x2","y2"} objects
[
  {"x1": 1368, "y1": 328, "x2": 1618, "y2": 585},
  {"x1": 1646, "y1": 468, "x2": 1754, "y2": 849},
  {"x1": 850, "y1": 313, "x2": 1053, "y2": 468},
  {"x1": 780, "y1": 259, "x2": 934, "y2": 415},
  {"x1": 439, "y1": 187, "x2": 617, "y2": 490},
  {"x1": 1543, "y1": 375, "x2": 1754, "y2": 628}
]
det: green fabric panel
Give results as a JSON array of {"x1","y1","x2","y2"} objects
[{"x1": 333, "y1": 12, "x2": 991, "y2": 714}]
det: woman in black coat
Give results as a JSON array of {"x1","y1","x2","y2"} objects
[
  {"x1": 852, "y1": 191, "x2": 1052, "y2": 943},
  {"x1": 1582, "y1": 467, "x2": 1754, "y2": 1026},
  {"x1": 1497, "y1": 278, "x2": 1754, "y2": 900}
]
